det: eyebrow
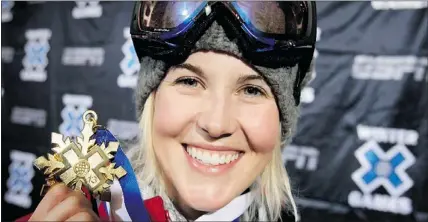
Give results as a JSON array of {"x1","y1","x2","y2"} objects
[
  {"x1": 171, "y1": 63, "x2": 206, "y2": 79},
  {"x1": 236, "y1": 74, "x2": 265, "y2": 85},
  {"x1": 171, "y1": 63, "x2": 266, "y2": 85}
]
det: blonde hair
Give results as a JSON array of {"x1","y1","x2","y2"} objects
[{"x1": 128, "y1": 92, "x2": 298, "y2": 221}]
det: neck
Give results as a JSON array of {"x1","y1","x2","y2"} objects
[{"x1": 163, "y1": 182, "x2": 253, "y2": 221}]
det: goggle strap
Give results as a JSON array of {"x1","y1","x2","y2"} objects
[{"x1": 294, "y1": 59, "x2": 311, "y2": 106}]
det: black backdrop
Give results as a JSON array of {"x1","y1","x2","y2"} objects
[{"x1": 2, "y1": 1, "x2": 427, "y2": 222}]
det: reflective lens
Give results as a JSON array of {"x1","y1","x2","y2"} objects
[
  {"x1": 233, "y1": 1, "x2": 308, "y2": 37},
  {"x1": 138, "y1": 1, "x2": 205, "y2": 29}
]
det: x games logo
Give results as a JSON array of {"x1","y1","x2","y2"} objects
[
  {"x1": 20, "y1": 29, "x2": 52, "y2": 82},
  {"x1": 352, "y1": 141, "x2": 415, "y2": 197},
  {"x1": 72, "y1": 1, "x2": 102, "y2": 19},
  {"x1": 117, "y1": 27, "x2": 140, "y2": 88},
  {"x1": 1, "y1": 1, "x2": 14, "y2": 23},
  {"x1": 5, "y1": 150, "x2": 36, "y2": 208},
  {"x1": 59, "y1": 94, "x2": 93, "y2": 138},
  {"x1": 349, "y1": 125, "x2": 417, "y2": 215}
]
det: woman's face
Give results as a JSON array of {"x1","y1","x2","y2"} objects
[{"x1": 152, "y1": 51, "x2": 280, "y2": 216}]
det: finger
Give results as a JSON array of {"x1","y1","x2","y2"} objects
[
  {"x1": 30, "y1": 183, "x2": 71, "y2": 221},
  {"x1": 44, "y1": 191, "x2": 93, "y2": 221},
  {"x1": 65, "y1": 211, "x2": 100, "y2": 222}
]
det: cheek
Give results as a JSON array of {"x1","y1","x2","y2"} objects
[
  {"x1": 239, "y1": 103, "x2": 280, "y2": 152},
  {"x1": 153, "y1": 89, "x2": 184, "y2": 137},
  {"x1": 153, "y1": 87, "x2": 198, "y2": 138}
]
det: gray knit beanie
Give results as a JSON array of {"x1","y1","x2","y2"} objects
[{"x1": 135, "y1": 21, "x2": 313, "y2": 141}]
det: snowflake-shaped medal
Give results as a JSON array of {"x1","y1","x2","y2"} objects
[{"x1": 34, "y1": 110, "x2": 126, "y2": 201}]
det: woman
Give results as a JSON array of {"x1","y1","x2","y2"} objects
[{"x1": 25, "y1": 1, "x2": 316, "y2": 222}]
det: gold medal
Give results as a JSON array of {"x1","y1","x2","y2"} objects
[{"x1": 34, "y1": 110, "x2": 127, "y2": 201}]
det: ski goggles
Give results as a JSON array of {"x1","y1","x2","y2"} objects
[{"x1": 130, "y1": 1, "x2": 317, "y2": 105}]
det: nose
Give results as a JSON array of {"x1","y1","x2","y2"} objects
[{"x1": 196, "y1": 95, "x2": 237, "y2": 139}]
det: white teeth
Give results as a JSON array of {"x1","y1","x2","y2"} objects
[
  {"x1": 212, "y1": 153, "x2": 220, "y2": 165},
  {"x1": 189, "y1": 147, "x2": 194, "y2": 158},
  {"x1": 225, "y1": 155, "x2": 231, "y2": 163},
  {"x1": 202, "y1": 151, "x2": 210, "y2": 162},
  {"x1": 186, "y1": 146, "x2": 240, "y2": 165}
]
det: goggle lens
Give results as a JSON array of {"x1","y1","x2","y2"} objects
[{"x1": 137, "y1": 1, "x2": 205, "y2": 30}]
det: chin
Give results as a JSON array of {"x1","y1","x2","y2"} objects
[
  {"x1": 181, "y1": 186, "x2": 233, "y2": 212},
  {"x1": 188, "y1": 197, "x2": 230, "y2": 212}
]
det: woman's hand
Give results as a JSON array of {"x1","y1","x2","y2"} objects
[{"x1": 29, "y1": 183, "x2": 100, "y2": 221}]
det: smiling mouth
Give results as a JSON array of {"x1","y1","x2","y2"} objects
[{"x1": 183, "y1": 144, "x2": 243, "y2": 166}]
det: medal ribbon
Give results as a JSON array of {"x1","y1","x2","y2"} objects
[{"x1": 93, "y1": 128, "x2": 151, "y2": 222}]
